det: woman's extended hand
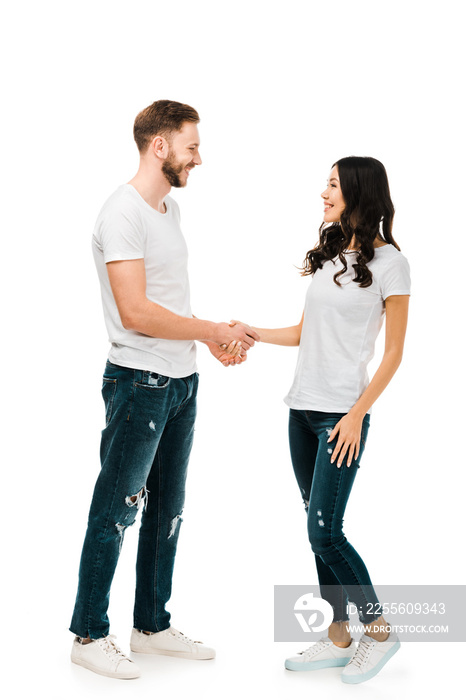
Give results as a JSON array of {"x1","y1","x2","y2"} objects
[{"x1": 327, "y1": 411, "x2": 364, "y2": 468}]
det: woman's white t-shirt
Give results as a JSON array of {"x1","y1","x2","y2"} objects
[{"x1": 284, "y1": 244, "x2": 411, "y2": 413}]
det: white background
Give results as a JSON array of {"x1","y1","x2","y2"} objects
[{"x1": 2, "y1": 1, "x2": 465, "y2": 698}]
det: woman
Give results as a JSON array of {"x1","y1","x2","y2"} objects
[{"x1": 227, "y1": 156, "x2": 410, "y2": 684}]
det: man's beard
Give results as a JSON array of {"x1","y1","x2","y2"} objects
[{"x1": 162, "y1": 152, "x2": 186, "y2": 188}]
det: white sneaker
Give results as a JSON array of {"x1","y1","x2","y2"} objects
[
  {"x1": 285, "y1": 637, "x2": 356, "y2": 671},
  {"x1": 71, "y1": 635, "x2": 141, "y2": 679},
  {"x1": 130, "y1": 627, "x2": 215, "y2": 660},
  {"x1": 341, "y1": 626, "x2": 400, "y2": 684}
]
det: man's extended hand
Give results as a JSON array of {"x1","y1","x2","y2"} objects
[
  {"x1": 220, "y1": 320, "x2": 258, "y2": 356},
  {"x1": 214, "y1": 321, "x2": 260, "y2": 350}
]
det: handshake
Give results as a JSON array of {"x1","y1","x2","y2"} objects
[{"x1": 215, "y1": 320, "x2": 260, "y2": 368}]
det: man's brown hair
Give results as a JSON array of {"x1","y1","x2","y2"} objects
[{"x1": 133, "y1": 99, "x2": 200, "y2": 153}]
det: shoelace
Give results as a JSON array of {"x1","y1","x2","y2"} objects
[
  {"x1": 349, "y1": 636, "x2": 375, "y2": 668},
  {"x1": 95, "y1": 635, "x2": 130, "y2": 661},
  {"x1": 299, "y1": 638, "x2": 331, "y2": 657},
  {"x1": 170, "y1": 628, "x2": 202, "y2": 644}
]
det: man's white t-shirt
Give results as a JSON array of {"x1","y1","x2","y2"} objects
[
  {"x1": 92, "y1": 184, "x2": 197, "y2": 378},
  {"x1": 284, "y1": 244, "x2": 411, "y2": 413}
]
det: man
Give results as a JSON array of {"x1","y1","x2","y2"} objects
[{"x1": 70, "y1": 100, "x2": 259, "y2": 679}]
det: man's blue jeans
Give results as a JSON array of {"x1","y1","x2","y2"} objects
[
  {"x1": 70, "y1": 361, "x2": 199, "y2": 639},
  {"x1": 288, "y1": 409, "x2": 381, "y2": 625}
]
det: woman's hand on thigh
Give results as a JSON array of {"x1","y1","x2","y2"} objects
[{"x1": 328, "y1": 411, "x2": 364, "y2": 468}]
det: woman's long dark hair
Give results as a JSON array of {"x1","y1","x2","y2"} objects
[{"x1": 301, "y1": 156, "x2": 400, "y2": 287}]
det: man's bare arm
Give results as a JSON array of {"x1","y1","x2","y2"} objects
[{"x1": 106, "y1": 259, "x2": 260, "y2": 348}]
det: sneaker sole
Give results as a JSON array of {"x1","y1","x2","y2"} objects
[
  {"x1": 341, "y1": 640, "x2": 401, "y2": 684},
  {"x1": 285, "y1": 657, "x2": 353, "y2": 671},
  {"x1": 130, "y1": 645, "x2": 215, "y2": 660},
  {"x1": 71, "y1": 656, "x2": 141, "y2": 679}
]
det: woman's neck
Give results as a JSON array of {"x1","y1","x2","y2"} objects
[{"x1": 347, "y1": 235, "x2": 388, "y2": 251}]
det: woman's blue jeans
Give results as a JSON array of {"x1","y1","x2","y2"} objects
[
  {"x1": 288, "y1": 409, "x2": 381, "y2": 625},
  {"x1": 70, "y1": 361, "x2": 199, "y2": 639}
]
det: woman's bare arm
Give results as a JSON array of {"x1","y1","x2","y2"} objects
[
  {"x1": 329, "y1": 294, "x2": 410, "y2": 467},
  {"x1": 229, "y1": 312, "x2": 304, "y2": 348}
]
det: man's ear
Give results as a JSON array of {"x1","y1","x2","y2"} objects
[{"x1": 150, "y1": 135, "x2": 169, "y2": 160}]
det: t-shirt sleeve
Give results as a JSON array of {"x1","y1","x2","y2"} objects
[
  {"x1": 98, "y1": 206, "x2": 145, "y2": 263},
  {"x1": 380, "y1": 253, "x2": 411, "y2": 300}
]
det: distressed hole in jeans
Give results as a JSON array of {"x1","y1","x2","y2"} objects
[
  {"x1": 168, "y1": 512, "x2": 183, "y2": 539},
  {"x1": 301, "y1": 487, "x2": 309, "y2": 512},
  {"x1": 115, "y1": 522, "x2": 127, "y2": 553},
  {"x1": 317, "y1": 510, "x2": 325, "y2": 527},
  {"x1": 125, "y1": 486, "x2": 148, "y2": 511},
  {"x1": 115, "y1": 517, "x2": 137, "y2": 551}
]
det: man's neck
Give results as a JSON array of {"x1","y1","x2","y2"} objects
[{"x1": 128, "y1": 164, "x2": 171, "y2": 213}]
